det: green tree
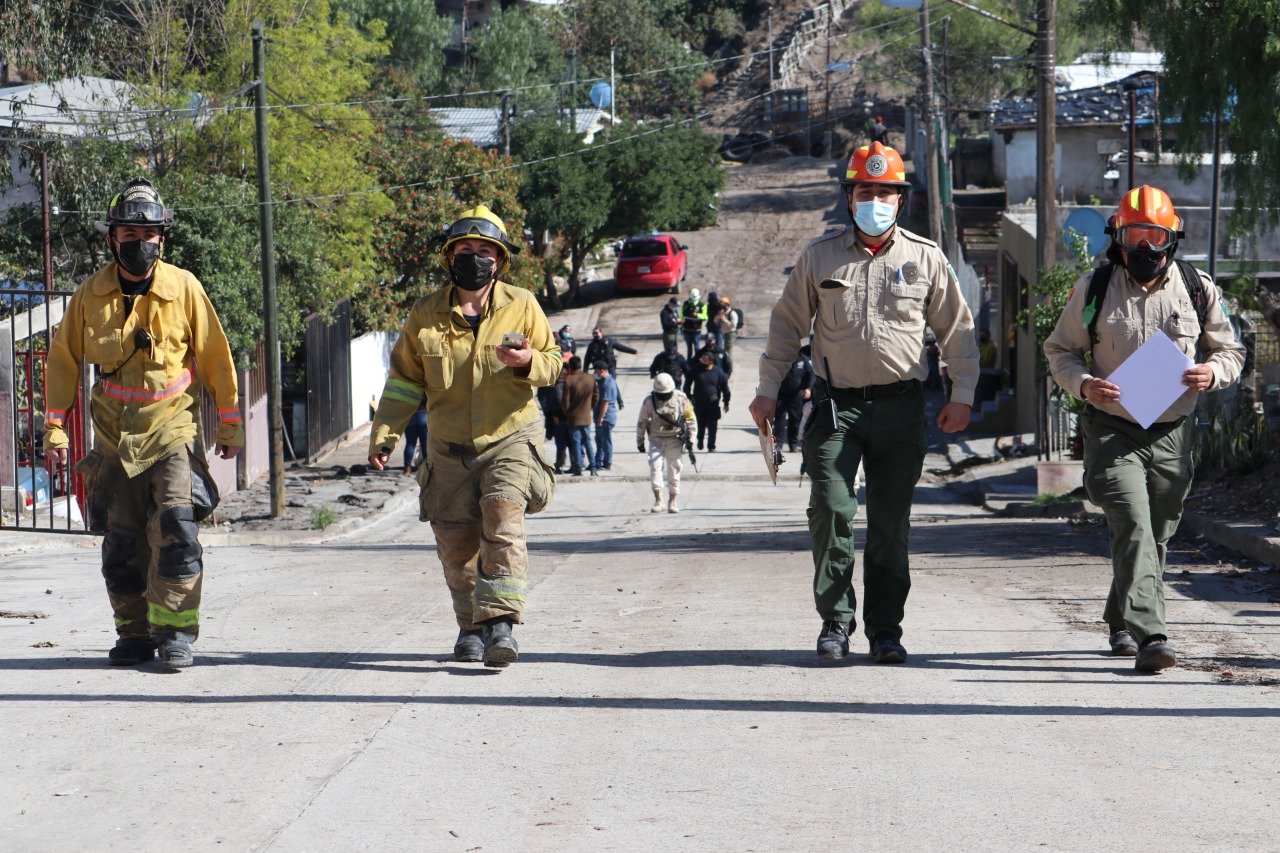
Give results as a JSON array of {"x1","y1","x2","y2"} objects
[
  {"x1": 1078, "y1": 0, "x2": 1280, "y2": 335},
  {"x1": 848, "y1": 1, "x2": 1100, "y2": 114},
  {"x1": 363, "y1": 131, "x2": 537, "y2": 331},
  {"x1": 188, "y1": 0, "x2": 392, "y2": 315},
  {"x1": 333, "y1": 0, "x2": 454, "y2": 91},
  {"x1": 604, "y1": 120, "x2": 723, "y2": 235},
  {"x1": 511, "y1": 115, "x2": 611, "y2": 309},
  {"x1": 467, "y1": 6, "x2": 565, "y2": 95}
]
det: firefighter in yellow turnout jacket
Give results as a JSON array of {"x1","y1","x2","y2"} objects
[
  {"x1": 369, "y1": 206, "x2": 560, "y2": 668},
  {"x1": 44, "y1": 178, "x2": 242, "y2": 669}
]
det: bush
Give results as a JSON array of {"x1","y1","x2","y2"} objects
[
  {"x1": 310, "y1": 504, "x2": 339, "y2": 530},
  {"x1": 1195, "y1": 407, "x2": 1279, "y2": 477}
]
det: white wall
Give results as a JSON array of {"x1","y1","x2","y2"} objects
[{"x1": 350, "y1": 330, "x2": 399, "y2": 428}]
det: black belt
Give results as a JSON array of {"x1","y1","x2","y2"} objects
[{"x1": 821, "y1": 378, "x2": 920, "y2": 401}]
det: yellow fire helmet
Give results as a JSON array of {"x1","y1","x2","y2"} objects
[{"x1": 433, "y1": 204, "x2": 522, "y2": 276}]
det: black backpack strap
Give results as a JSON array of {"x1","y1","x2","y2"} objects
[
  {"x1": 1174, "y1": 258, "x2": 1210, "y2": 335},
  {"x1": 1082, "y1": 264, "x2": 1114, "y2": 352}
]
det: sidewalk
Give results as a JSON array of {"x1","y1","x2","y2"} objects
[{"x1": 945, "y1": 435, "x2": 1280, "y2": 568}]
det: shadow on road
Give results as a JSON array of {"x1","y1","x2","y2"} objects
[{"x1": 1, "y1": 689, "x2": 1274, "y2": 716}]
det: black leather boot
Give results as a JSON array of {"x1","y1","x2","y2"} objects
[{"x1": 482, "y1": 617, "x2": 519, "y2": 668}]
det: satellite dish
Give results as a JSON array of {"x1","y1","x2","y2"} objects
[
  {"x1": 1063, "y1": 208, "x2": 1109, "y2": 258},
  {"x1": 589, "y1": 81, "x2": 612, "y2": 110}
]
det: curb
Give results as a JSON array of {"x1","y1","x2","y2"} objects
[
  {"x1": 200, "y1": 485, "x2": 419, "y2": 548},
  {"x1": 1180, "y1": 512, "x2": 1280, "y2": 569}
]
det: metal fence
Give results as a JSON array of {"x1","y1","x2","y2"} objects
[
  {"x1": 303, "y1": 298, "x2": 352, "y2": 462},
  {"x1": 1, "y1": 287, "x2": 95, "y2": 533}
]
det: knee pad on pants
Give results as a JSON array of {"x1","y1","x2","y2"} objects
[
  {"x1": 155, "y1": 505, "x2": 203, "y2": 581},
  {"x1": 101, "y1": 530, "x2": 146, "y2": 594}
]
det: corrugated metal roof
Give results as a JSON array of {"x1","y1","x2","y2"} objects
[
  {"x1": 991, "y1": 72, "x2": 1159, "y2": 131},
  {"x1": 0, "y1": 77, "x2": 146, "y2": 140}
]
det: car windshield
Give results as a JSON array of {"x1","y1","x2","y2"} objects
[{"x1": 622, "y1": 240, "x2": 667, "y2": 258}]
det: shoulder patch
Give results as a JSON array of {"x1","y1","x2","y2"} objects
[
  {"x1": 897, "y1": 228, "x2": 939, "y2": 249},
  {"x1": 809, "y1": 226, "x2": 848, "y2": 248}
]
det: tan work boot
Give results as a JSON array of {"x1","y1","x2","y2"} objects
[
  {"x1": 668, "y1": 492, "x2": 680, "y2": 513},
  {"x1": 650, "y1": 489, "x2": 664, "y2": 513}
]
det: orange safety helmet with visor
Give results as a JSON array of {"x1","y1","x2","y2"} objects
[{"x1": 1107, "y1": 185, "x2": 1184, "y2": 252}]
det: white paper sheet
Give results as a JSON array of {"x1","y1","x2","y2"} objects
[{"x1": 1105, "y1": 329, "x2": 1194, "y2": 429}]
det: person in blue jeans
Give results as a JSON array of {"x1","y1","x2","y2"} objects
[
  {"x1": 402, "y1": 403, "x2": 428, "y2": 475},
  {"x1": 592, "y1": 360, "x2": 619, "y2": 470}
]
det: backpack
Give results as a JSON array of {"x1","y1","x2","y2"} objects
[{"x1": 1082, "y1": 259, "x2": 1220, "y2": 352}]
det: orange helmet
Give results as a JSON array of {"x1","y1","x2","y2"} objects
[
  {"x1": 841, "y1": 141, "x2": 910, "y2": 189},
  {"x1": 1107, "y1": 185, "x2": 1184, "y2": 251}
]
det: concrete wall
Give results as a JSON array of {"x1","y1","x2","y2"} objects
[
  {"x1": 993, "y1": 125, "x2": 1280, "y2": 224},
  {"x1": 350, "y1": 330, "x2": 398, "y2": 429}
]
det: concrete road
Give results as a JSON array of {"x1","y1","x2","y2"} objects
[
  {"x1": 3, "y1": 394, "x2": 1279, "y2": 850},
  {"x1": 3, "y1": 158, "x2": 1278, "y2": 849}
]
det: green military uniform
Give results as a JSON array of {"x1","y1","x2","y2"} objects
[
  {"x1": 757, "y1": 225, "x2": 979, "y2": 639},
  {"x1": 370, "y1": 281, "x2": 561, "y2": 628},
  {"x1": 1045, "y1": 263, "x2": 1244, "y2": 643}
]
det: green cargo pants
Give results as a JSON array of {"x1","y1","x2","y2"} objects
[
  {"x1": 418, "y1": 421, "x2": 556, "y2": 630},
  {"x1": 78, "y1": 443, "x2": 215, "y2": 641},
  {"x1": 1082, "y1": 407, "x2": 1194, "y2": 644},
  {"x1": 803, "y1": 380, "x2": 926, "y2": 640}
]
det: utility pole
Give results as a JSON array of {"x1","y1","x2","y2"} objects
[
  {"x1": 919, "y1": 1, "x2": 944, "y2": 245},
  {"x1": 1209, "y1": 106, "x2": 1222, "y2": 283},
  {"x1": 609, "y1": 41, "x2": 616, "y2": 129},
  {"x1": 569, "y1": 48, "x2": 578, "y2": 135},
  {"x1": 767, "y1": 6, "x2": 775, "y2": 92},
  {"x1": 252, "y1": 21, "x2": 285, "y2": 518},
  {"x1": 38, "y1": 150, "x2": 52, "y2": 291},
  {"x1": 1125, "y1": 84, "x2": 1138, "y2": 189},
  {"x1": 1034, "y1": 0, "x2": 1056, "y2": 273},
  {"x1": 500, "y1": 90, "x2": 512, "y2": 156},
  {"x1": 823, "y1": 12, "x2": 832, "y2": 157}
]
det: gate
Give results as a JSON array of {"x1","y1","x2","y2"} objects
[
  {"x1": 303, "y1": 298, "x2": 352, "y2": 461},
  {"x1": 2, "y1": 287, "x2": 94, "y2": 533}
]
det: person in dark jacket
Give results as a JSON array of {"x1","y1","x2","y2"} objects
[
  {"x1": 582, "y1": 326, "x2": 638, "y2": 377},
  {"x1": 650, "y1": 342, "x2": 688, "y2": 385},
  {"x1": 687, "y1": 334, "x2": 732, "y2": 389},
  {"x1": 688, "y1": 351, "x2": 730, "y2": 451},
  {"x1": 774, "y1": 345, "x2": 814, "y2": 453},
  {"x1": 659, "y1": 298, "x2": 681, "y2": 352}
]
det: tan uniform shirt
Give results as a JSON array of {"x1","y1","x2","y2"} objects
[
  {"x1": 1045, "y1": 263, "x2": 1245, "y2": 424},
  {"x1": 635, "y1": 392, "x2": 696, "y2": 443},
  {"x1": 757, "y1": 225, "x2": 980, "y2": 406},
  {"x1": 370, "y1": 282, "x2": 561, "y2": 455}
]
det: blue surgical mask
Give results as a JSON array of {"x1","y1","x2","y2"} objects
[{"x1": 854, "y1": 199, "x2": 898, "y2": 237}]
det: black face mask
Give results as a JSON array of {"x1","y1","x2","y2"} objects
[
  {"x1": 450, "y1": 253, "x2": 497, "y2": 290},
  {"x1": 654, "y1": 391, "x2": 673, "y2": 402},
  {"x1": 115, "y1": 239, "x2": 160, "y2": 277},
  {"x1": 1125, "y1": 248, "x2": 1168, "y2": 283}
]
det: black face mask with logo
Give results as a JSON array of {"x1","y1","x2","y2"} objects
[
  {"x1": 1125, "y1": 248, "x2": 1168, "y2": 283},
  {"x1": 450, "y1": 253, "x2": 497, "y2": 291},
  {"x1": 114, "y1": 239, "x2": 161, "y2": 278}
]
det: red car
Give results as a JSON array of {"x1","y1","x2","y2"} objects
[{"x1": 613, "y1": 234, "x2": 688, "y2": 294}]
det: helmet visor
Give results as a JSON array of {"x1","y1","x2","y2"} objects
[
  {"x1": 1116, "y1": 223, "x2": 1175, "y2": 251},
  {"x1": 445, "y1": 217, "x2": 507, "y2": 244},
  {"x1": 109, "y1": 199, "x2": 168, "y2": 226}
]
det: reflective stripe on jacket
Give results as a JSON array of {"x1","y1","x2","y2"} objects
[
  {"x1": 44, "y1": 261, "x2": 243, "y2": 478},
  {"x1": 370, "y1": 282, "x2": 561, "y2": 455}
]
